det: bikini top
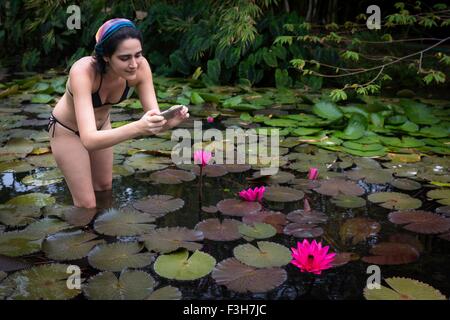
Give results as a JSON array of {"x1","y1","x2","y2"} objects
[{"x1": 66, "y1": 74, "x2": 134, "y2": 108}]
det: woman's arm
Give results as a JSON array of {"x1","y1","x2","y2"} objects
[
  {"x1": 70, "y1": 61, "x2": 165, "y2": 151},
  {"x1": 135, "y1": 58, "x2": 160, "y2": 114},
  {"x1": 135, "y1": 58, "x2": 189, "y2": 129}
]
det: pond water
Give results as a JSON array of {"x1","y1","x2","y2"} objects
[{"x1": 0, "y1": 72, "x2": 449, "y2": 300}]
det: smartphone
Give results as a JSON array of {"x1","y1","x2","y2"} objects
[{"x1": 159, "y1": 105, "x2": 185, "y2": 120}]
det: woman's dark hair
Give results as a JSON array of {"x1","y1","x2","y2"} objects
[{"x1": 92, "y1": 26, "x2": 143, "y2": 74}]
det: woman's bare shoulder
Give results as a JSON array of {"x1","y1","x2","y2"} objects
[{"x1": 69, "y1": 56, "x2": 96, "y2": 80}]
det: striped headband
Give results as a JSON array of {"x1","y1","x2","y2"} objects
[{"x1": 94, "y1": 18, "x2": 137, "y2": 56}]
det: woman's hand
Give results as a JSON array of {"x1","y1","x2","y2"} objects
[
  {"x1": 136, "y1": 109, "x2": 167, "y2": 136},
  {"x1": 163, "y1": 105, "x2": 190, "y2": 128}
]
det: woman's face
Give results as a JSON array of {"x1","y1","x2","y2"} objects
[{"x1": 105, "y1": 38, "x2": 143, "y2": 80}]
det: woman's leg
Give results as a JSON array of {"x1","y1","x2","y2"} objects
[
  {"x1": 89, "y1": 120, "x2": 113, "y2": 192},
  {"x1": 49, "y1": 123, "x2": 97, "y2": 208}
]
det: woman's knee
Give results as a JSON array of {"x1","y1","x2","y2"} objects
[
  {"x1": 73, "y1": 193, "x2": 97, "y2": 209},
  {"x1": 93, "y1": 180, "x2": 112, "y2": 192}
]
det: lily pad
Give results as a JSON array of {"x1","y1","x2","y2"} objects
[
  {"x1": 63, "y1": 206, "x2": 98, "y2": 227},
  {"x1": 331, "y1": 195, "x2": 366, "y2": 208},
  {"x1": 364, "y1": 277, "x2": 446, "y2": 300},
  {"x1": 88, "y1": 242, "x2": 154, "y2": 272},
  {"x1": 0, "y1": 205, "x2": 42, "y2": 227},
  {"x1": 25, "y1": 217, "x2": 72, "y2": 238},
  {"x1": 340, "y1": 218, "x2": 381, "y2": 245},
  {"x1": 362, "y1": 242, "x2": 420, "y2": 265},
  {"x1": 192, "y1": 164, "x2": 228, "y2": 177},
  {"x1": 212, "y1": 258, "x2": 287, "y2": 293},
  {"x1": 0, "y1": 159, "x2": 34, "y2": 173},
  {"x1": 140, "y1": 227, "x2": 203, "y2": 253},
  {"x1": 427, "y1": 189, "x2": 450, "y2": 206},
  {"x1": 43, "y1": 230, "x2": 105, "y2": 261},
  {"x1": 238, "y1": 222, "x2": 277, "y2": 240},
  {"x1": 0, "y1": 230, "x2": 43, "y2": 257},
  {"x1": 22, "y1": 168, "x2": 64, "y2": 186},
  {"x1": 233, "y1": 241, "x2": 291, "y2": 268},
  {"x1": 0, "y1": 264, "x2": 81, "y2": 300},
  {"x1": 346, "y1": 168, "x2": 392, "y2": 184},
  {"x1": 153, "y1": 249, "x2": 216, "y2": 281},
  {"x1": 146, "y1": 285, "x2": 182, "y2": 300},
  {"x1": 124, "y1": 153, "x2": 171, "y2": 172},
  {"x1": 263, "y1": 186, "x2": 304, "y2": 202},
  {"x1": 195, "y1": 218, "x2": 242, "y2": 241},
  {"x1": 283, "y1": 223, "x2": 324, "y2": 238},
  {"x1": 83, "y1": 270, "x2": 156, "y2": 300},
  {"x1": 368, "y1": 192, "x2": 422, "y2": 210},
  {"x1": 6, "y1": 192, "x2": 55, "y2": 208},
  {"x1": 149, "y1": 169, "x2": 196, "y2": 184},
  {"x1": 388, "y1": 210, "x2": 450, "y2": 234},
  {"x1": 242, "y1": 211, "x2": 287, "y2": 233},
  {"x1": 390, "y1": 178, "x2": 422, "y2": 191},
  {"x1": 313, "y1": 179, "x2": 365, "y2": 197},
  {"x1": 286, "y1": 209, "x2": 327, "y2": 224},
  {"x1": 94, "y1": 208, "x2": 156, "y2": 236},
  {"x1": 217, "y1": 199, "x2": 261, "y2": 217},
  {"x1": 133, "y1": 195, "x2": 184, "y2": 216}
]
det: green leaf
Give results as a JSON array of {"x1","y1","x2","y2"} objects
[{"x1": 312, "y1": 101, "x2": 343, "y2": 121}]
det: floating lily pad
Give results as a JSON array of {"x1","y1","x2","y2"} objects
[
  {"x1": 6, "y1": 192, "x2": 55, "y2": 208},
  {"x1": 133, "y1": 195, "x2": 184, "y2": 216},
  {"x1": 212, "y1": 258, "x2": 287, "y2": 293},
  {"x1": 362, "y1": 242, "x2": 420, "y2": 265},
  {"x1": 192, "y1": 164, "x2": 228, "y2": 177},
  {"x1": 146, "y1": 285, "x2": 182, "y2": 300},
  {"x1": 88, "y1": 242, "x2": 154, "y2": 272},
  {"x1": 25, "y1": 153, "x2": 57, "y2": 168},
  {"x1": 314, "y1": 179, "x2": 365, "y2": 197},
  {"x1": 195, "y1": 218, "x2": 242, "y2": 241},
  {"x1": 112, "y1": 164, "x2": 135, "y2": 177},
  {"x1": 0, "y1": 230, "x2": 43, "y2": 257},
  {"x1": 340, "y1": 218, "x2": 381, "y2": 245},
  {"x1": 124, "y1": 153, "x2": 171, "y2": 172},
  {"x1": 140, "y1": 227, "x2": 203, "y2": 253},
  {"x1": 427, "y1": 189, "x2": 450, "y2": 206},
  {"x1": 332, "y1": 252, "x2": 357, "y2": 267},
  {"x1": 283, "y1": 223, "x2": 324, "y2": 238},
  {"x1": 238, "y1": 222, "x2": 277, "y2": 240},
  {"x1": 43, "y1": 230, "x2": 105, "y2": 261},
  {"x1": 331, "y1": 195, "x2": 366, "y2": 208},
  {"x1": 0, "y1": 264, "x2": 81, "y2": 300},
  {"x1": 94, "y1": 208, "x2": 156, "y2": 236},
  {"x1": 222, "y1": 164, "x2": 252, "y2": 173},
  {"x1": 0, "y1": 205, "x2": 42, "y2": 227},
  {"x1": 368, "y1": 192, "x2": 422, "y2": 210},
  {"x1": 388, "y1": 233, "x2": 424, "y2": 253},
  {"x1": 286, "y1": 209, "x2": 328, "y2": 224},
  {"x1": 346, "y1": 168, "x2": 392, "y2": 184},
  {"x1": 263, "y1": 186, "x2": 304, "y2": 202},
  {"x1": 149, "y1": 169, "x2": 196, "y2": 184},
  {"x1": 364, "y1": 277, "x2": 447, "y2": 300},
  {"x1": 251, "y1": 171, "x2": 295, "y2": 184},
  {"x1": 233, "y1": 241, "x2": 291, "y2": 268},
  {"x1": 22, "y1": 168, "x2": 64, "y2": 186},
  {"x1": 0, "y1": 159, "x2": 34, "y2": 173},
  {"x1": 216, "y1": 199, "x2": 261, "y2": 217},
  {"x1": 83, "y1": 270, "x2": 155, "y2": 300},
  {"x1": 201, "y1": 205, "x2": 218, "y2": 213},
  {"x1": 388, "y1": 210, "x2": 450, "y2": 234},
  {"x1": 25, "y1": 217, "x2": 72, "y2": 238},
  {"x1": 153, "y1": 249, "x2": 216, "y2": 281},
  {"x1": 0, "y1": 255, "x2": 31, "y2": 272},
  {"x1": 130, "y1": 137, "x2": 177, "y2": 152},
  {"x1": 390, "y1": 178, "x2": 422, "y2": 191},
  {"x1": 63, "y1": 206, "x2": 98, "y2": 227},
  {"x1": 0, "y1": 138, "x2": 34, "y2": 159},
  {"x1": 242, "y1": 211, "x2": 287, "y2": 233}
]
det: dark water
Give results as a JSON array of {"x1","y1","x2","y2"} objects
[{"x1": 1, "y1": 162, "x2": 450, "y2": 300}]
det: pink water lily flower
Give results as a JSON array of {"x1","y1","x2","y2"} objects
[
  {"x1": 239, "y1": 186, "x2": 266, "y2": 202},
  {"x1": 207, "y1": 116, "x2": 214, "y2": 123},
  {"x1": 193, "y1": 150, "x2": 212, "y2": 167},
  {"x1": 308, "y1": 167, "x2": 319, "y2": 180},
  {"x1": 291, "y1": 239, "x2": 335, "y2": 275}
]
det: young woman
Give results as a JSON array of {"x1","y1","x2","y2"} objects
[{"x1": 47, "y1": 18, "x2": 189, "y2": 209}]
